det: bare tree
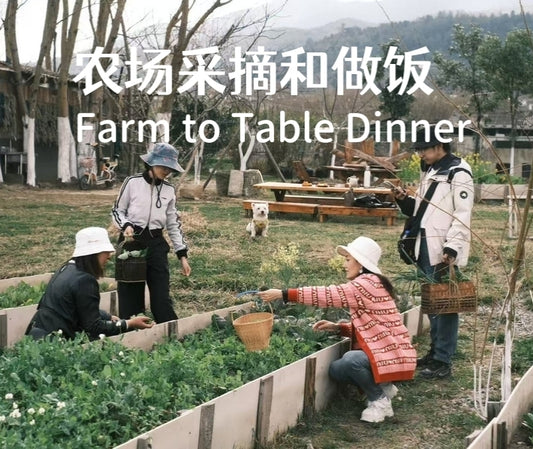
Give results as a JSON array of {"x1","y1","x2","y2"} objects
[
  {"x1": 76, "y1": 0, "x2": 126, "y2": 155},
  {"x1": 154, "y1": 0, "x2": 233, "y2": 136},
  {"x1": 4, "y1": 0, "x2": 57, "y2": 186},
  {"x1": 56, "y1": 0, "x2": 83, "y2": 182}
]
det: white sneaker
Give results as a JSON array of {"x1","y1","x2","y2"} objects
[
  {"x1": 381, "y1": 383, "x2": 398, "y2": 400},
  {"x1": 360, "y1": 396, "x2": 394, "y2": 423}
]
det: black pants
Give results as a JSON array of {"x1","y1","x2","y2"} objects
[{"x1": 118, "y1": 234, "x2": 178, "y2": 323}]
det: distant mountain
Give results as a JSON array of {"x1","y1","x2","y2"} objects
[
  {"x1": 257, "y1": 18, "x2": 373, "y2": 51},
  {"x1": 262, "y1": 0, "x2": 524, "y2": 30},
  {"x1": 254, "y1": 11, "x2": 533, "y2": 56}
]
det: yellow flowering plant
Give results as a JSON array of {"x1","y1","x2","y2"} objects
[
  {"x1": 327, "y1": 255, "x2": 345, "y2": 274},
  {"x1": 397, "y1": 153, "x2": 421, "y2": 183},
  {"x1": 259, "y1": 242, "x2": 302, "y2": 287}
]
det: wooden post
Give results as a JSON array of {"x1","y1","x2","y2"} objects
[
  {"x1": 167, "y1": 320, "x2": 178, "y2": 339},
  {"x1": 417, "y1": 306, "x2": 426, "y2": 337},
  {"x1": 136, "y1": 436, "x2": 152, "y2": 449},
  {"x1": 487, "y1": 401, "x2": 505, "y2": 420},
  {"x1": 0, "y1": 314, "x2": 7, "y2": 348},
  {"x1": 255, "y1": 376, "x2": 274, "y2": 449},
  {"x1": 198, "y1": 403, "x2": 215, "y2": 449},
  {"x1": 496, "y1": 422, "x2": 507, "y2": 449},
  {"x1": 303, "y1": 357, "x2": 317, "y2": 418},
  {"x1": 110, "y1": 291, "x2": 118, "y2": 317}
]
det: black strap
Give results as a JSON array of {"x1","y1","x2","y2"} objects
[
  {"x1": 447, "y1": 167, "x2": 472, "y2": 183},
  {"x1": 405, "y1": 181, "x2": 439, "y2": 237}
]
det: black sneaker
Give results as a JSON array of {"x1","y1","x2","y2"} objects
[
  {"x1": 416, "y1": 352, "x2": 434, "y2": 368},
  {"x1": 419, "y1": 360, "x2": 452, "y2": 379}
]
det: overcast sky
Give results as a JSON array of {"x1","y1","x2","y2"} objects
[{"x1": 3, "y1": 0, "x2": 531, "y2": 63}]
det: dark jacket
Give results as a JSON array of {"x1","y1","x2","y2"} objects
[{"x1": 26, "y1": 261, "x2": 127, "y2": 340}]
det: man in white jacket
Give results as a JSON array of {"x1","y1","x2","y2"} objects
[{"x1": 394, "y1": 125, "x2": 474, "y2": 379}]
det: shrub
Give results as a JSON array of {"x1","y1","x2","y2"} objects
[{"x1": 397, "y1": 153, "x2": 420, "y2": 183}]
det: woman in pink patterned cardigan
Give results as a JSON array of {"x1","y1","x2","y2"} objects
[{"x1": 258, "y1": 236, "x2": 417, "y2": 423}]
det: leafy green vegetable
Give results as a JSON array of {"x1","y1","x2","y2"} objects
[
  {"x1": 0, "y1": 281, "x2": 114, "y2": 309},
  {"x1": 0, "y1": 282, "x2": 47, "y2": 309},
  {"x1": 0, "y1": 305, "x2": 341, "y2": 448}
]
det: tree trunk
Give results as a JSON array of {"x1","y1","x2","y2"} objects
[
  {"x1": 23, "y1": 0, "x2": 59, "y2": 186},
  {"x1": 4, "y1": 0, "x2": 30, "y2": 182},
  {"x1": 24, "y1": 116, "x2": 35, "y2": 184},
  {"x1": 238, "y1": 123, "x2": 256, "y2": 171},
  {"x1": 57, "y1": 117, "x2": 78, "y2": 181},
  {"x1": 194, "y1": 140, "x2": 205, "y2": 184},
  {"x1": 56, "y1": 0, "x2": 82, "y2": 182},
  {"x1": 155, "y1": 111, "x2": 171, "y2": 144},
  {"x1": 83, "y1": 0, "x2": 126, "y2": 155}
]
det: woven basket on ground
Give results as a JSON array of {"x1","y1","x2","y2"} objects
[
  {"x1": 232, "y1": 304, "x2": 274, "y2": 351},
  {"x1": 421, "y1": 266, "x2": 477, "y2": 315}
]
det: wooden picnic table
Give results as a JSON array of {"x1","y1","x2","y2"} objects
[
  {"x1": 248, "y1": 182, "x2": 399, "y2": 225},
  {"x1": 253, "y1": 181, "x2": 393, "y2": 202}
]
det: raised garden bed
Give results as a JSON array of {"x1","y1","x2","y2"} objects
[
  {"x1": 0, "y1": 301, "x2": 343, "y2": 448},
  {"x1": 0, "y1": 274, "x2": 431, "y2": 449}
]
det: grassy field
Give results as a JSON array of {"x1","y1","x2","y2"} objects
[{"x1": 0, "y1": 182, "x2": 532, "y2": 448}]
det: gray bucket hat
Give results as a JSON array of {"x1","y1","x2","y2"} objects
[{"x1": 140, "y1": 143, "x2": 185, "y2": 172}]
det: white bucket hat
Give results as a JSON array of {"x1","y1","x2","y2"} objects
[
  {"x1": 336, "y1": 236, "x2": 382, "y2": 275},
  {"x1": 72, "y1": 227, "x2": 115, "y2": 258}
]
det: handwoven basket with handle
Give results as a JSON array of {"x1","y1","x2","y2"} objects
[
  {"x1": 421, "y1": 265, "x2": 477, "y2": 315},
  {"x1": 232, "y1": 302, "x2": 274, "y2": 351},
  {"x1": 114, "y1": 239, "x2": 147, "y2": 283}
]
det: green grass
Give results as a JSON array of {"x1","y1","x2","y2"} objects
[{"x1": 0, "y1": 183, "x2": 532, "y2": 448}]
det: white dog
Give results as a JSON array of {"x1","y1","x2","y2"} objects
[{"x1": 246, "y1": 202, "x2": 269, "y2": 238}]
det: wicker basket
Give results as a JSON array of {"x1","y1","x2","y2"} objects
[
  {"x1": 115, "y1": 240, "x2": 147, "y2": 283},
  {"x1": 421, "y1": 266, "x2": 477, "y2": 315},
  {"x1": 232, "y1": 304, "x2": 274, "y2": 351}
]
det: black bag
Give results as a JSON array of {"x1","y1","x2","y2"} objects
[
  {"x1": 397, "y1": 182, "x2": 438, "y2": 265},
  {"x1": 354, "y1": 194, "x2": 382, "y2": 208}
]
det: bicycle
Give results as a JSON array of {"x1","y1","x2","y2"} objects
[{"x1": 78, "y1": 143, "x2": 119, "y2": 190}]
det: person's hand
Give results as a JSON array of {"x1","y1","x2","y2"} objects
[
  {"x1": 442, "y1": 253, "x2": 456, "y2": 265},
  {"x1": 123, "y1": 225, "x2": 134, "y2": 239},
  {"x1": 312, "y1": 320, "x2": 340, "y2": 333},
  {"x1": 392, "y1": 186, "x2": 407, "y2": 200},
  {"x1": 256, "y1": 289, "x2": 282, "y2": 302},
  {"x1": 111, "y1": 315, "x2": 120, "y2": 321},
  {"x1": 127, "y1": 316, "x2": 153, "y2": 330},
  {"x1": 180, "y1": 258, "x2": 191, "y2": 277}
]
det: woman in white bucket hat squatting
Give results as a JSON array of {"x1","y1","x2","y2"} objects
[
  {"x1": 112, "y1": 143, "x2": 191, "y2": 324},
  {"x1": 258, "y1": 236, "x2": 417, "y2": 423},
  {"x1": 25, "y1": 227, "x2": 153, "y2": 340}
]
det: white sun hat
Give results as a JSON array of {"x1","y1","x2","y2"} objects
[
  {"x1": 336, "y1": 236, "x2": 382, "y2": 275},
  {"x1": 72, "y1": 227, "x2": 115, "y2": 258}
]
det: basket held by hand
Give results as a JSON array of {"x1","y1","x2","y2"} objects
[
  {"x1": 421, "y1": 265, "x2": 476, "y2": 315},
  {"x1": 115, "y1": 239, "x2": 147, "y2": 283}
]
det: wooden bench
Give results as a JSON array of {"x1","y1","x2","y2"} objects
[
  {"x1": 317, "y1": 205, "x2": 398, "y2": 226},
  {"x1": 243, "y1": 200, "x2": 318, "y2": 217}
]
